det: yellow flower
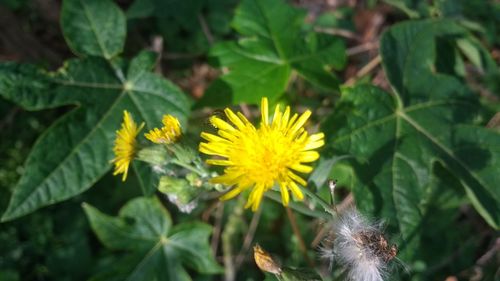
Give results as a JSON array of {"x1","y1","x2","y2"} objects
[
  {"x1": 144, "y1": 115, "x2": 182, "y2": 144},
  {"x1": 112, "y1": 110, "x2": 144, "y2": 181},
  {"x1": 199, "y1": 97, "x2": 325, "y2": 211}
]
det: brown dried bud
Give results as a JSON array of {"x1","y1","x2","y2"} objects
[{"x1": 253, "y1": 244, "x2": 282, "y2": 275}]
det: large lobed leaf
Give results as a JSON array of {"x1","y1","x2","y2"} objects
[
  {"x1": 199, "y1": 0, "x2": 346, "y2": 106},
  {"x1": 61, "y1": 0, "x2": 126, "y2": 59},
  {"x1": 322, "y1": 19, "x2": 500, "y2": 260},
  {"x1": 83, "y1": 197, "x2": 222, "y2": 281},
  {"x1": 0, "y1": 0, "x2": 190, "y2": 221}
]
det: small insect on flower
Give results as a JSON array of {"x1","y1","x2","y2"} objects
[
  {"x1": 144, "y1": 114, "x2": 182, "y2": 144},
  {"x1": 111, "y1": 110, "x2": 144, "y2": 181},
  {"x1": 320, "y1": 209, "x2": 398, "y2": 281},
  {"x1": 199, "y1": 97, "x2": 325, "y2": 211}
]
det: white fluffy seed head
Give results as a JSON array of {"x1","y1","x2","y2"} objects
[{"x1": 320, "y1": 209, "x2": 392, "y2": 281}]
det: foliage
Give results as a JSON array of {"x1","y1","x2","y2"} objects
[
  {"x1": 83, "y1": 197, "x2": 222, "y2": 280},
  {"x1": 198, "y1": 0, "x2": 346, "y2": 106},
  {"x1": 0, "y1": 0, "x2": 190, "y2": 221},
  {"x1": 0, "y1": 0, "x2": 499, "y2": 280}
]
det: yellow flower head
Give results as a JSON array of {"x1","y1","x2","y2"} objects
[
  {"x1": 144, "y1": 115, "x2": 182, "y2": 144},
  {"x1": 199, "y1": 97, "x2": 325, "y2": 211},
  {"x1": 112, "y1": 110, "x2": 144, "y2": 181}
]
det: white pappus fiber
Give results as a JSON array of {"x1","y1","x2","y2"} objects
[{"x1": 320, "y1": 209, "x2": 396, "y2": 281}]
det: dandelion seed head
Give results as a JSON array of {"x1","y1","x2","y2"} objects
[{"x1": 321, "y1": 209, "x2": 396, "y2": 281}]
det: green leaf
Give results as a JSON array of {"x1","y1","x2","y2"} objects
[
  {"x1": 133, "y1": 162, "x2": 159, "y2": 197},
  {"x1": 126, "y1": 0, "x2": 155, "y2": 19},
  {"x1": 82, "y1": 197, "x2": 222, "y2": 281},
  {"x1": 0, "y1": 53, "x2": 190, "y2": 221},
  {"x1": 323, "y1": 19, "x2": 500, "y2": 258},
  {"x1": 380, "y1": 20, "x2": 472, "y2": 103},
  {"x1": 61, "y1": 0, "x2": 126, "y2": 59},
  {"x1": 199, "y1": 0, "x2": 345, "y2": 106},
  {"x1": 137, "y1": 0, "x2": 237, "y2": 54},
  {"x1": 126, "y1": 51, "x2": 158, "y2": 80},
  {"x1": 0, "y1": 63, "x2": 77, "y2": 110},
  {"x1": 382, "y1": 0, "x2": 431, "y2": 18},
  {"x1": 325, "y1": 84, "x2": 500, "y2": 256}
]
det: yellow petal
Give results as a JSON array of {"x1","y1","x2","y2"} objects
[
  {"x1": 288, "y1": 110, "x2": 311, "y2": 136},
  {"x1": 206, "y1": 159, "x2": 233, "y2": 166},
  {"x1": 299, "y1": 151, "x2": 320, "y2": 162},
  {"x1": 210, "y1": 116, "x2": 236, "y2": 132},
  {"x1": 290, "y1": 163, "x2": 313, "y2": 173},
  {"x1": 220, "y1": 185, "x2": 248, "y2": 201},
  {"x1": 261, "y1": 97, "x2": 269, "y2": 125},
  {"x1": 225, "y1": 108, "x2": 246, "y2": 130},
  {"x1": 280, "y1": 183, "x2": 290, "y2": 206},
  {"x1": 287, "y1": 171, "x2": 307, "y2": 186},
  {"x1": 200, "y1": 132, "x2": 231, "y2": 143},
  {"x1": 303, "y1": 139, "x2": 325, "y2": 151},
  {"x1": 288, "y1": 181, "x2": 304, "y2": 200},
  {"x1": 199, "y1": 143, "x2": 229, "y2": 157}
]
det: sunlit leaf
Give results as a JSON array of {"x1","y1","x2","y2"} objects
[{"x1": 0, "y1": 52, "x2": 189, "y2": 221}]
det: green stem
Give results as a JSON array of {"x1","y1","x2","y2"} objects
[
  {"x1": 265, "y1": 191, "x2": 331, "y2": 220},
  {"x1": 170, "y1": 159, "x2": 207, "y2": 176},
  {"x1": 299, "y1": 185, "x2": 337, "y2": 217}
]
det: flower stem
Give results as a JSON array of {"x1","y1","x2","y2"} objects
[
  {"x1": 299, "y1": 185, "x2": 337, "y2": 217},
  {"x1": 170, "y1": 159, "x2": 207, "y2": 177},
  {"x1": 265, "y1": 191, "x2": 331, "y2": 220}
]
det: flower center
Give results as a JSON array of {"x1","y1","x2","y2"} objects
[{"x1": 230, "y1": 125, "x2": 302, "y2": 187}]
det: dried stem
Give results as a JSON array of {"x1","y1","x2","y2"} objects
[
  {"x1": 222, "y1": 196, "x2": 245, "y2": 281},
  {"x1": 314, "y1": 27, "x2": 363, "y2": 42},
  {"x1": 239, "y1": 104, "x2": 252, "y2": 118},
  {"x1": 210, "y1": 202, "x2": 225, "y2": 255},
  {"x1": 198, "y1": 13, "x2": 214, "y2": 45},
  {"x1": 235, "y1": 207, "x2": 263, "y2": 269},
  {"x1": 286, "y1": 207, "x2": 315, "y2": 267},
  {"x1": 346, "y1": 41, "x2": 379, "y2": 56},
  {"x1": 486, "y1": 112, "x2": 500, "y2": 129},
  {"x1": 345, "y1": 55, "x2": 382, "y2": 86},
  {"x1": 151, "y1": 36, "x2": 163, "y2": 74}
]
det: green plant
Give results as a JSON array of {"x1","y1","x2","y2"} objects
[{"x1": 0, "y1": 0, "x2": 498, "y2": 280}]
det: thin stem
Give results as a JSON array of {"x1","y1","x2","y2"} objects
[
  {"x1": 286, "y1": 207, "x2": 314, "y2": 267},
  {"x1": 170, "y1": 159, "x2": 206, "y2": 176},
  {"x1": 222, "y1": 196, "x2": 245, "y2": 281},
  {"x1": 210, "y1": 202, "x2": 224, "y2": 255},
  {"x1": 299, "y1": 185, "x2": 337, "y2": 217},
  {"x1": 235, "y1": 206, "x2": 262, "y2": 269},
  {"x1": 264, "y1": 191, "x2": 331, "y2": 220}
]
